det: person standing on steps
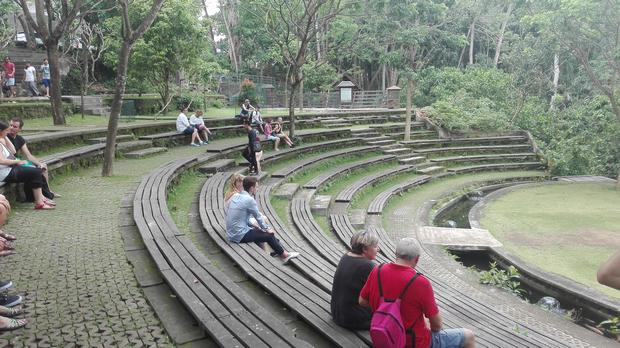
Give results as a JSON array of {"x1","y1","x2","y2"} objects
[
  {"x1": 40, "y1": 58, "x2": 51, "y2": 97},
  {"x1": 176, "y1": 107, "x2": 202, "y2": 147},
  {"x1": 23, "y1": 63, "x2": 39, "y2": 97},
  {"x1": 225, "y1": 176, "x2": 299, "y2": 263},
  {"x1": 2, "y1": 57, "x2": 16, "y2": 98},
  {"x1": 241, "y1": 119, "x2": 262, "y2": 175}
]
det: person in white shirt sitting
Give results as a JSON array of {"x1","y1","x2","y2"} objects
[
  {"x1": 189, "y1": 110, "x2": 211, "y2": 144},
  {"x1": 176, "y1": 107, "x2": 202, "y2": 147}
]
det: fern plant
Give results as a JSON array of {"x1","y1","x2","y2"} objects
[{"x1": 479, "y1": 262, "x2": 526, "y2": 298}]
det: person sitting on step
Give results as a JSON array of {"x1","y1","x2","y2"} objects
[
  {"x1": 0, "y1": 122, "x2": 55, "y2": 210},
  {"x1": 331, "y1": 230, "x2": 379, "y2": 330},
  {"x1": 0, "y1": 280, "x2": 27, "y2": 331},
  {"x1": 273, "y1": 117, "x2": 294, "y2": 147},
  {"x1": 0, "y1": 194, "x2": 15, "y2": 256},
  {"x1": 225, "y1": 176, "x2": 299, "y2": 263},
  {"x1": 263, "y1": 118, "x2": 280, "y2": 151},
  {"x1": 8, "y1": 117, "x2": 60, "y2": 198},
  {"x1": 189, "y1": 110, "x2": 211, "y2": 144},
  {"x1": 176, "y1": 107, "x2": 202, "y2": 147},
  {"x1": 360, "y1": 238, "x2": 475, "y2": 348}
]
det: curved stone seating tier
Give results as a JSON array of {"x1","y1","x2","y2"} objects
[
  {"x1": 133, "y1": 156, "x2": 311, "y2": 347},
  {"x1": 270, "y1": 145, "x2": 378, "y2": 178},
  {"x1": 334, "y1": 164, "x2": 415, "y2": 202},
  {"x1": 447, "y1": 162, "x2": 544, "y2": 174},
  {"x1": 401, "y1": 135, "x2": 528, "y2": 148},
  {"x1": 430, "y1": 153, "x2": 539, "y2": 166},
  {"x1": 302, "y1": 154, "x2": 396, "y2": 190},
  {"x1": 199, "y1": 172, "x2": 370, "y2": 347},
  {"x1": 366, "y1": 175, "x2": 432, "y2": 215},
  {"x1": 413, "y1": 144, "x2": 533, "y2": 156}
]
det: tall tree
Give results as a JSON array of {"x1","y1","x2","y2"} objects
[
  {"x1": 256, "y1": 0, "x2": 345, "y2": 138},
  {"x1": 101, "y1": 0, "x2": 164, "y2": 177},
  {"x1": 14, "y1": 0, "x2": 104, "y2": 124}
]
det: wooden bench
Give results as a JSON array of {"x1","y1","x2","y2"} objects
[
  {"x1": 271, "y1": 145, "x2": 378, "y2": 178},
  {"x1": 261, "y1": 137, "x2": 359, "y2": 165},
  {"x1": 413, "y1": 144, "x2": 533, "y2": 156},
  {"x1": 334, "y1": 165, "x2": 414, "y2": 202},
  {"x1": 447, "y1": 162, "x2": 544, "y2": 174},
  {"x1": 303, "y1": 155, "x2": 396, "y2": 189},
  {"x1": 198, "y1": 172, "x2": 370, "y2": 347},
  {"x1": 366, "y1": 175, "x2": 432, "y2": 215},
  {"x1": 133, "y1": 157, "x2": 311, "y2": 347},
  {"x1": 430, "y1": 153, "x2": 538, "y2": 166},
  {"x1": 401, "y1": 135, "x2": 528, "y2": 148}
]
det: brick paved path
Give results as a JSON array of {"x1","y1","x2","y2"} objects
[{"x1": 0, "y1": 146, "x2": 204, "y2": 347}]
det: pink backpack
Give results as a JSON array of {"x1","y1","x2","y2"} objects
[{"x1": 370, "y1": 264, "x2": 420, "y2": 348}]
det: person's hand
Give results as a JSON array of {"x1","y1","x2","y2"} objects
[
  {"x1": 38, "y1": 162, "x2": 47, "y2": 170},
  {"x1": 16, "y1": 160, "x2": 26, "y2": 166},
  {"x1": 266, "y1": 228, "x2": 276, "y2": 234}
]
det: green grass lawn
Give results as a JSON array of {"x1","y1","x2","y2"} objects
[
  {"x1": 479, "y1": 182, "x2": 620, "y2": 299},
  {"x1": 167, "y1": 170, "x2": 208, "y2": 236}
]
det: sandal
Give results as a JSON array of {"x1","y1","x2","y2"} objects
[
  {"x1": 0, "y1": 232, "x2": 16, "y2": 241},
  {"x1": 0, "y1": 306, "x2": 23, "y2": 317},
  {"x1": 0, "y1": 250, "x2": 13, "y2": 257},
  {"x1": 51, "y1": 192, "x2": 61, "y2": 198},
  {"x1": 44, "y1": 198, "x2": 56, "y2": 206},
  {"x1": 0, "y1": 317, "x2": 27, "y2": 331},
  {"x1": 34, "y1": 203, "x2": 55, "y2": 210}
]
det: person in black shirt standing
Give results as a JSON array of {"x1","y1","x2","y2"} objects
[
  {"x1": 241, "y1": 120, "x2": 262, "y2": 175},
  {"x1": 7, "y1": 117, "x2": 58, "y2": 199},
  {"x1": 331, "y1": 230, "x2": 379, "y2": 329}
]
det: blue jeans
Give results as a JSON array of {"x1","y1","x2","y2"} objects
[{"x1": 431, "y1": 328, "x2": 465, "y2": 348}]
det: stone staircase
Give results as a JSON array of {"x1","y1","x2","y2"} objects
[{"x1": 65, "y1": 95, "x2": 111, "y2": 116}]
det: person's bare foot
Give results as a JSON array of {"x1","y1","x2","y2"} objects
[
  {"x1": 0, "y1": 316, "x2": 27, "y2": 331},
  {"x1": 281, "y1": 251, "x2": 299, "y2": 264}
]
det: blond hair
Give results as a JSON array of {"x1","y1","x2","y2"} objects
[
  {"x1": 224, "y1": 173, "x2": 245, "y2": 202},
  {"x1": 350, "y1": 230, "x2": 379, "y2": 255}
]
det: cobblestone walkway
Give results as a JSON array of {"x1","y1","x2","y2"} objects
[{"x1": 0, "y1": 146, "x2": 205, "y2": 347}]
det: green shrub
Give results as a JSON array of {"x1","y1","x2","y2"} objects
[
  {"x1": 0, "y1": 102, "x2": 73, "y2": 119},
  {"x1": 238, "y1": 79, "x2": 259, "y2": 106},
  {"x1": 61, "y1": 68, "x2": 83, "y2": 95},
  {"x1": 479, "y1": 262, "x2": 525, "y2": 298}
]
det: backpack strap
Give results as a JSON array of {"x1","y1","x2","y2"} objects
[
  {"x1": 398, "y1": 272, "x2": 420, "y2": 300},
  {"x1": 376, "y1": 264, "x2": 385, "y2": 298}
]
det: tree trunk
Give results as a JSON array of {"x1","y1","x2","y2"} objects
[
  {"x1": 288, "y1": 83, "x2": 297, "y2": 139},
  {"x1": 468, "y1": 19, "x2": 476, "y2": 66},
  {"x1": 81, "y1": 47, "x2": 89, "y2": 119},
  {"x1": 102, "y1": 42, "x2": 131, "y2": 177},
  {"x1": 458, "y1": 25, "x2": 471, "y2": 69},
  {"x1": 299, "y1": 78, "x2": 304, "y2": 111},
  {"x1": 46, "y1": 43, "x2": 65, "y2": 125},
  {"x1": 550, "y1": 53, "x2": 560, "y2": 109},
  {"x1": 493, "y1": 2, "x2": 513, "y2": 67},
  {"x1": 16, "y1": 15, "x2": 35, "y2": 49},
  {"x1": 404, "y1": 78, "x2": 413, "y2": 141},
  {"x1": 617, "y1": 167, "x2": 620, "y2": 190}
]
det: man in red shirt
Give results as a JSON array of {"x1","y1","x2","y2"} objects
[
  {"x1": 360, "y1": 238, "x2": 475, "y2": 348},
  {"x1": 2, "y1": 57, "x2": 16, "y2": 97}
]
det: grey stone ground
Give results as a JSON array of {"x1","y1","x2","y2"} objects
[{"x1": 0, "y1": 145, "x2": 205, "y2": 347}]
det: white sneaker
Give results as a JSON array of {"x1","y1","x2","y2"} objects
[
  {"x1": 282, "y1": 252, "x2": 299, "y2": 264},
  {"x1": 199, "y1": 141, "x2": 205, "y2": 145}
]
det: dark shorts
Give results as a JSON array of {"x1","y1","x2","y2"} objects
[
  {"x1": 42, "y1": 79, "x2": 50, "y2": 87},
  {"x1": 181, "y1": 126, "x2": 195, "y2": 135}
]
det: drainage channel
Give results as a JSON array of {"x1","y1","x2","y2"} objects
[{"x1": 431, "y1": 184, "x2": 620, "y2": 341}]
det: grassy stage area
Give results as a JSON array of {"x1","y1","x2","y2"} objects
[{"x1": 479, "y1": 182, "x2": 620, "y2": 299}]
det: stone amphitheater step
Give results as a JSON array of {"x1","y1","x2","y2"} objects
[
  {"x1": 87, "y1": 134, "x2": 134, "y2": 144},
  {"x1": 389, "y1": 130, "x2": 438, "y2": 139},
  {"x1": 382, "y1": 147, "x2": 410, "y2": 156},
  {"x1": 379, "y1": 144, "x2": 401, "y2": 150},
  {"x1": 416, "y1": 165, "x2": 445, "y2": 175},
  {"x1": 352, "y1": 132, "x2": 381, "y2": 138},
  {"x1": 402, "y1": 135, "x2": 528, "y2": 148},
  {"x1": 125, "y1": 147, "x2": 168, "y2": 158},
  {"x1": 116, "y1": 140, "x2": 154, "y2": 153},
  {"x1": 365, "y1": 135, "x2": 390, "y2": 141},
  {"x1": 367, "y1": 139, "x2": 396, "y2": 146},
  {"x1": 430, "y1": 153, "x2": 539, "y2": 165},
  {"x1": 398, "y1": 155, "x2": 427, "y2": 165},
  {"x1": 198, "y1": 159, "x2": 236, "y2": 174}
]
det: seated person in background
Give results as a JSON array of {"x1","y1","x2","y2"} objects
[
  {"x1": 250, "y1": 106, "x2": 265, "y2": 133},
  {"x1": 189, "y1": 110, "x2": 211, "y2": 144},
  {"x1": 240, "y1": 99, "x2": 255, "y2": 120},
  {"x1": 176, "y1": 107, "x2": 202, "y2": 147},
  {"x1": 273, "y1": 117, "x2": 294, "y2": 147},
  {"x1": 225, "y1": 176, "x2": 299, "y2": 263},
  {"x1": 598, "y1": 251, "x2": 620, "y2": 290},
  {"x1": 360, "y1": 238, "x2": 475, "y2": 348},
  {"x1": 8, "y1": 117, "x2": 59, "y2": 198},
  {"x1": 0, "y1": 195, "x2": 13, "y2": 256},
  {"x1": 331, "y1": 230, "x2": 379, "y2": 330},
  {"x1": 263, "y1": 118, "x2": 280, "y2": 151},
  {"x1": 0, "y1": 122, "x2": 55, "y2": 210}
]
